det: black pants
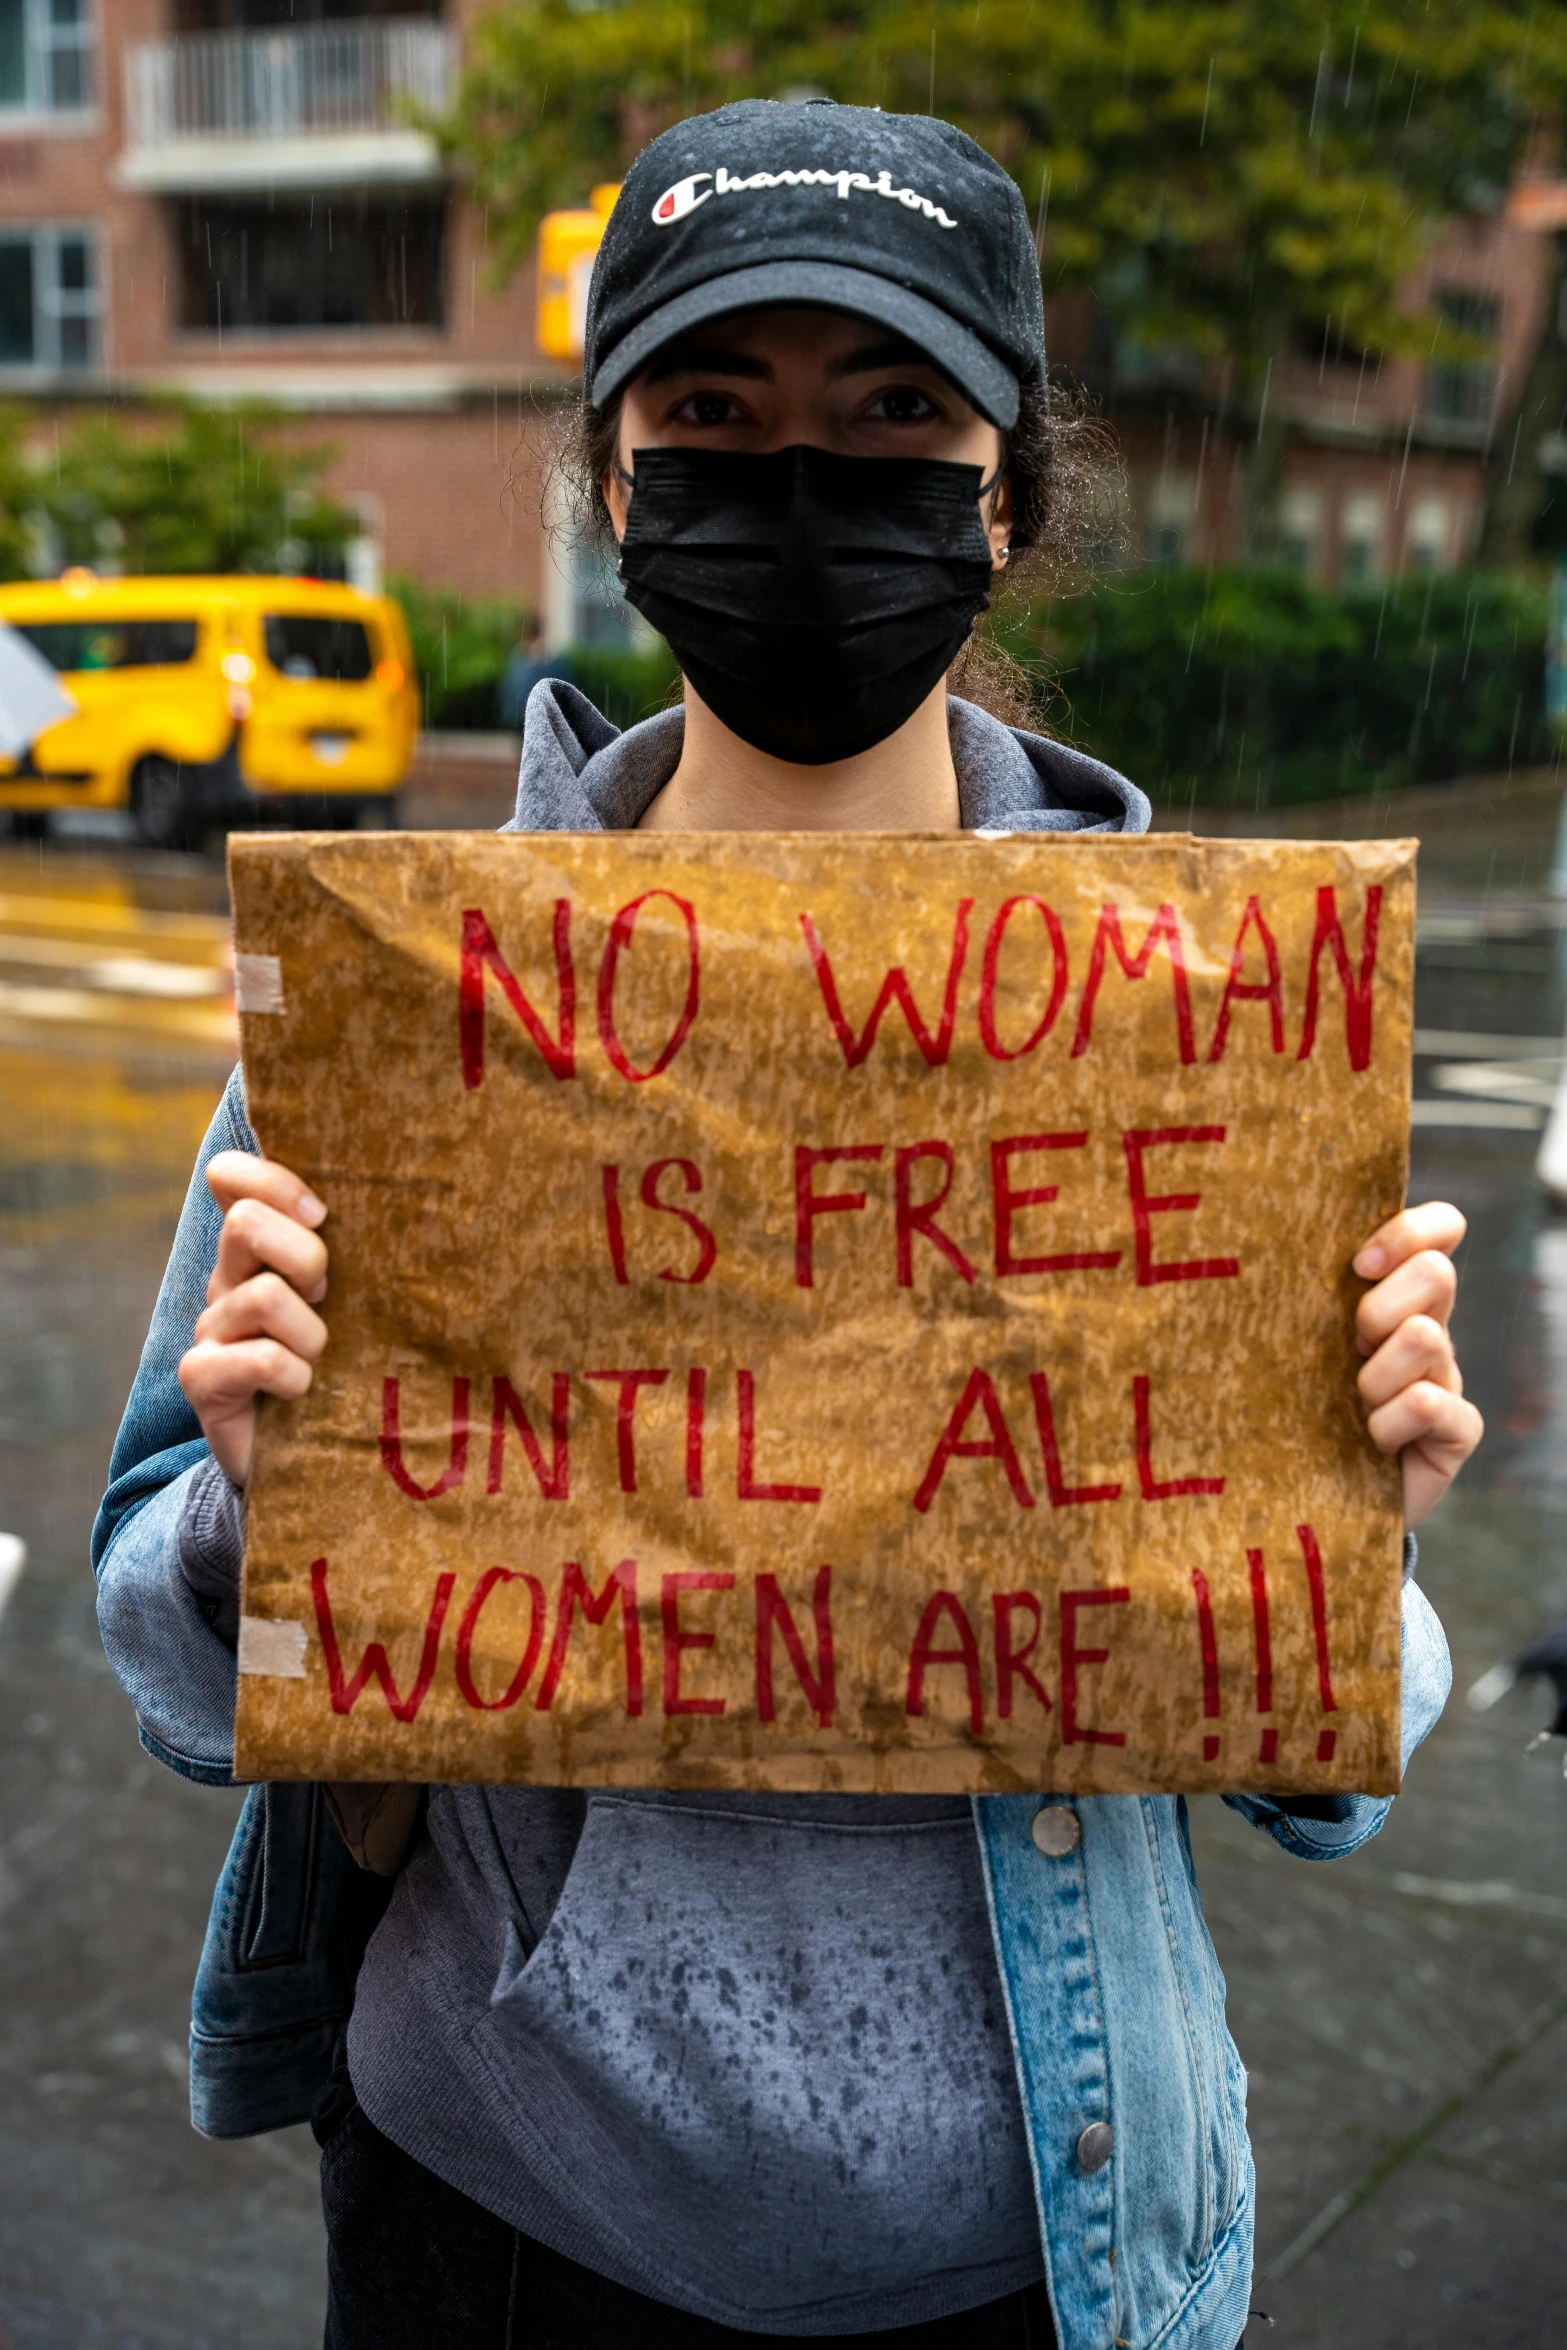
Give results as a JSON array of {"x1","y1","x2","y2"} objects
[{"x1": 318, "y1": 2091, "x2": 1059, "y2": 2350}]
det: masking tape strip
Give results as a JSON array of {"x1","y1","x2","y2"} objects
[
  {"x1": 237, "y1": 1615, "x2": 308, "y2": 1678},
  {"x1": 235, "y1": 953, "x2": 285, "y2": 1015}
]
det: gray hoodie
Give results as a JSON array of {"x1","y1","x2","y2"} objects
[{"x1": 194, "y1": 682, "x2": 1149, "y2": 2336}]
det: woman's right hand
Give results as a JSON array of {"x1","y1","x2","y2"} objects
[{"x1": 177, "y1": 1152, "x2": 330, "y2": 1486}]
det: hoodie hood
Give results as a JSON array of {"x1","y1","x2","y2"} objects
[{"x1": 506, "y1": 677, "x2": 1149, "y2": 836}]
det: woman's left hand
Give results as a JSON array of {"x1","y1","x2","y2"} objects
[{"x1": 1353, "y1": 1202, "x2": 1483, "y2": 1531}]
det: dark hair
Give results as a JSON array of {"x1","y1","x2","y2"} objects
[{"x1": 552, "y1": 364, "x2": 1123, "y2": 730}]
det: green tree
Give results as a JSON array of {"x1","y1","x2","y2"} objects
[
  {"x1": 1477, "y1": 229, "x2": 1567, "y2": 568},
  {"x1": 443, "y1": 0, "x2": 1567, "y2": 545},
  {"x1": 40, "y1": 401, "x2": 354, "y2": 575},
  {"x1": 0, "y1": 404, "x2": 42, "y2": 580}
]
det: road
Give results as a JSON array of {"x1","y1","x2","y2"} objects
[{"x1": 1, "y1": 779, "x2": 1565, "y2": 2348}]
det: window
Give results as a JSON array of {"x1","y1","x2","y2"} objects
[
  {"x1": 0, "y1": 0, "x2": 92, "y2": 112},
  {"x1": 1426, "y1": 289, "x2": 1500, "y2": 428},
  {"x1": 1145, "y1": 475, "x2": 1197, "y2": 567},
  {"x1": 264, "y1": 614, "x2": 372, "y2": 681},
  {"x1": 18, "y1": 619, "x2": 198, "y2": 671},
  {"x1": 569, "y1": 539, "x2": 655, "y2": 652},
  {"x1": 1293, "y1": 317, "x2": 1375, "y2": 373},
  {"x1": 178, "y1": 197, "x2": 444, "y2": 334},
  {"x1": 1405, "y1": 497, "x2": 1452, "y2": 573},
  {"x1": 0, "y1": 228, "x2": 98, "y2": 371},
  {"x1": 1278, "y1": 488, "x2": 1322, "y2": 574},
  {"x1": 1339, "y1": 493, "x2": 1384, "y2": 586}
]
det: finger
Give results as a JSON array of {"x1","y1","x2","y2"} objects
[
  {"x1": 1401, "y1": 1395, "x2": 1486, "y2": 1531},
  {"x1": 1354, "y1": 1200, "x2": 1466, "y2": 1281},
  {"x1": 194, "y1": 1271, "x2": 328, "y2": 1364},
  {"x1": 179, "y1": 1334, "x2": 316, "y2": 1415},
  {"x1": 1356, "y1": 1314, "x2": 1461, "y2": 1411},
  {"x1": 1355, "y1": 1248, "x2": 1457, "y2": 1353},
  {"x1": 1364, "y1": 1379, "x2": 1482, "y2": 1465},
  {"x1": 206, "y1": 1151, "x2": 327, "y2": 1229},
  {"x1": 182, "y1": 1394, "x2": 252, "y2": 1487},
  {"x1": 210, "y1": 1196, "x2": 329, "y2": 1305}
]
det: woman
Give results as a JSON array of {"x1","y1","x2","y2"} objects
[{"x1": 94, "y1": 101, "x2": 1478, "y2": 2350}]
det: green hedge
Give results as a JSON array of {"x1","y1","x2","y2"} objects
[
  {"x1": 395, "y1": 563, "x2": 1547, "y2": 803},
  {"x1": 1001, "y1": 569, "x2": 1552, "y2": 808},
  {"x1": 390, "y1": 575, "x2": 529, "y2": 731},
  {"x1": 565, "y1": 643, "x2": 680, "y2": 729},
  {"x1": 390, "y1": 574, "x2": 678, "y2": 734}
]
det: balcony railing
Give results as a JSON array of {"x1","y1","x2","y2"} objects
[{"x1": 125, "y1": 19, "x2": 453, "y2": 149}]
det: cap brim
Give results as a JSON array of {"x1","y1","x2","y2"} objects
[{"x1": 588, "y1": 261, "x2": 1020, "y2": 428}]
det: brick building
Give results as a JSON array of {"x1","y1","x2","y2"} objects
[
  {"x1": 1047, "y1": 207, "x2": 1552, "y2": 585},
  {"x1": 0, "y1": 0, "x2": 615, "y2": 635},
  {"x1": 0, "y1": 2, "x2": 1555, "y2": 624}
]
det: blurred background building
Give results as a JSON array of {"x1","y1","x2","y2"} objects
[
  {"x1": 1055, "y1": 213, "x2": 1550, "y2": 584},
  {"x1": 4, "y1": 0, "x2": 1559, "y2": 623},
  {"x1": 0, "y1": 0, "x2": 650, "y2": 644},
  {"x1": 0, "y1": 0, "x2": 1565, "y2": 787}
]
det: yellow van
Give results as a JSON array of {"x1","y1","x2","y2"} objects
[{"x1": 0, "y1": 572, "x2": 419, "y2": 846}]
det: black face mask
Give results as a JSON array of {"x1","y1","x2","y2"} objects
[{"x1": 616, "y1": 443, "x2": 998, "y2": 766}]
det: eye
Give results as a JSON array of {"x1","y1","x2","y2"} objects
[
  {"x1": 863, "y1": 383, "x2": 941, "y2": 425},
  {"x1": 671, "y1": 390, "x2": 746, "y2": 427}
]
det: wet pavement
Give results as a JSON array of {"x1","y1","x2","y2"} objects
[{"x1": 2, "y1": 783, "x2": 1567, "y2": 2348}]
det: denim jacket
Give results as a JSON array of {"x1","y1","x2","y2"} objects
[{"x1": 93, "y1": 1067, "x2": 1451, "y2": 2350}]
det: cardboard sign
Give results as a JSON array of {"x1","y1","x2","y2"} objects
[{"x1": 230, "y1": 830, "x2": 1413, "y2": 1796}]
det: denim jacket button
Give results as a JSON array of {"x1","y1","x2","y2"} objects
[
  {"x1": 1030, "y1": 1804, "x2": 1081, "y2": 1857},
  {"x1": 1076, "y1": 2121, "x2": 1115, "y2": 2172}
]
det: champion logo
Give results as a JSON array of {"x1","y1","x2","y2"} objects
[{"x1": 651, "y1": 164, "x2": 958, "y2": 230}]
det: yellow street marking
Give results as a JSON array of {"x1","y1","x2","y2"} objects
[
  {"x1": 0, "y1": 935, "x2": 228, "y2": 993},
  {"x1": 0, "y1": 976, "x2": 237, "y2": 1043},
  {"x1": 89, "y1": 956, "x2": 227, "y2": 999},
  {"x1": 0, "y1": 891, "x2": 231, "y2": 947}
]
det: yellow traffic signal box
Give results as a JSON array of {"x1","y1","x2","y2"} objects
[{"x1": 537, "y1": 184, "x2": 621, "y2": 364}]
